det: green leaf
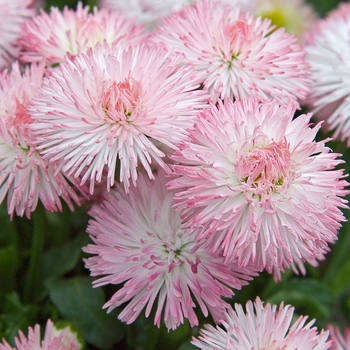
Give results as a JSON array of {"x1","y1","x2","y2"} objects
[
  {"x1": 42, "y1": 231, "x2": 90, "y2": 281},
  {"x1": 46, "y1": 276, "x2": 125, "y2": 349},
  {"x1": 266, "y1": 278, "x2": 334, "y2": 322},
  {"x1": 0, "y1": 293, "x2": 39, "y2": 344}
]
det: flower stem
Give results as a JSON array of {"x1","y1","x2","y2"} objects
[{"x1": 23, "y1": 204, "x2": 46, "y2": 303}]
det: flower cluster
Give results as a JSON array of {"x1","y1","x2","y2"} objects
[{"x1": 0, "y1": 0, "x2": 349, "y2": 346}]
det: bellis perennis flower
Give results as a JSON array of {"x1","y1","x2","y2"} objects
[
  {"x1": 83, "y1": 170, "x2": 258, "y2": 330},
  {"x1": 0, "y1": 0, "x2": 36, "y2": 69},
  {"x1": 0, "y1": 319, "x2": 82, "y2": 350},
  {"x1": 328, "y1": 325, "x2": 350, "y2": 350},
  {"x1": 154, "y1": 0, "x2": 310, "y2": 103},
  {"x1": 304, "y1": 2, "x2": 350, "y2": 146},
  {"x1": 19, "y1": 2, "x2": 147, "y2": 67},
  {"x1": 169, "y1": 97, "x2": 349, "y2": 278},
  {"x1": 192, "y1": 297, "x2": 330, "y2": 350},
  {"x1": 29, "y1": 43, "x2": 208, "y2": 193},
  {"x1": 0, "y1": 62, "x2": 84, "y2": 218}
]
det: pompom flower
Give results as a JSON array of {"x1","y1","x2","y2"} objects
[
  {"x1": 0, "y1": 62, "x2": 84, "y2": 218},
  {"x1": 83, "y1": 170, "x2": 258, "y2": 330},
  {"x1": 303, "y1": 2, "x2": 350, "y2": 146},
  {"x1": 168, "y1": 97, "x2": 349, "y2": 278},
  {"x1": 100, "y1": 0, "x2": 254, "y2": 29},
  {"x1": 328, "y1": 325, "x2": 350, "y2": 350},
  {"x1": 0, "y1": 319, "x2": 82, "y2": 350},
  {"x1": 191, "y1": 297, "x2": 330, "y2": 350},
  {"x1": 154, "y1": 0, "x2": 310, "y2": 103},
  {"x1": 0, "y1": 0, "x2": 36, "y2": 69},
  {"x1": 29, "y1": 43, "x2": 208, "y2": 193},
  {"x1": 19, "y1": 2, "x2": 147, "y2": 67},
  {"x1": 254, "y1": 0, "x2": 317, "y2": 38}
]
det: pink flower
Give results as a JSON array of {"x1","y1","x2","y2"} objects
[
  {"x1": 18, "y1": 2, "x2": 147, "y2": 67},
  {"x1": 0, "y1": 62, "x2": 85, "y2": 218},
  {"x1": 100, "y1": 0, "x2": 254, "y2": 29},
  {"x1": 192, "y1": 297, "x2": 331, "y2": 350},
  {"x1": 153, "y1": 0, "x2": 310, "y2": 103},
  {"x1": 29, "y1": 43, "x2": 208, "y2": 193},
  {"x1": 328, "y1": 325, "x2": 350, "y2": 350},
  {"x1": 0, "y1": 319, "x2": 82, "y2": 350},
  {"x1": 83, "y1": 170, "x2": 258, "y2": 330},
  {"x1": 0, "y1": 0, "x2": 36, "y2": 69},
  {"x1": 169, "y1": 97, "x2": 348, "y2": 278},
  {"x1": 304, "y1": 2, "x2": 350, "y2": 146}
]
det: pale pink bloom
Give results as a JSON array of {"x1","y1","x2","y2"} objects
[
  {"x1": 153, "y1": 0, "x2": 310, "y2": 103},
  {"x1": 19, "y1": 2, "x2": 147, "y2": 67},
  {"x1": 83, "y1": 170, "x2": 258, "y2": 330},
  {"x1": 328, "y1": 325, "x2": 350, "y2": 350},
  {"x1": 100, "y1": 0, "x2": 254, "y2": 29},
  {"x1": 169, "y1": 97, "x2": 348, "y2": 278},
  {"x1": 304, "y1": 2, "x2": 350, "y2": 146},
  {"x1": 192, "y1": 297, "x2": 331, "y2": 350},
  {"x1": 0, "y1": 319, "x2": 82, "y2": 350},
  {"x1": 29, "y1": 43, "x2": 208, "y2": 194},
  {"x1": 254, "y1": 0, "x2": 317, "y2": 38},
  {"x1": 0, "y1": 62, "x2": 84, "y2": 218},
  {"x1": 0, "y1": 0, "x2": 36, "y2": 69}
]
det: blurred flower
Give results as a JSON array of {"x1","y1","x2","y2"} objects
[
  {"x1": 254, "y1": 0, "x2": 317, "y2": 38},
  {"x1": 192, "y1": 297, "x2": 330, "y2": 350},
  {"x1": 83, "y1": 170, "x2": 258, "y2": 330},
  {"x1": 304, "y1": 2, "x2": 350, "y2": 146},
  {"x1": 29, "y1": 43, "x2": 208, "y2": 193},
  {"x1": 169, "y1": 97, "x2": 348, "y2": 278},
  {"x1": 328, "y1": 325, "x2": 350, "y2": 350},
  {"x1": 154, "y1": 0, "x2": 310, "y2": 103},
  {"x1": 0, "y1": 62, "x2": 84, "y2": 218},
  {"x1": 0, "y1": 0, "x2": 36, "y2": 69},
  {"x1": 19, "y1": 1, "x2": 147, "y2": 67},
  {"x1": 0, "y1": 319, "x2": 82, "y2": 350},
  {"x1": 99, "y1": 0, "x2": 254, "y2": 29}
]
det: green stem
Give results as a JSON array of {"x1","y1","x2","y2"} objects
[{"x1": 23, "y1": 204, "x2": 46, "y2": 303}]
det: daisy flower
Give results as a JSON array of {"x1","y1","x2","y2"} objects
[
  {"x1": 99, "y1": 0, "x2": 254, "y2": 29},
  {"x1": 0, "y1": 62, "x2": 84, "y2": 218},
  {"x1": 328, "y1": 325, "x2": 350, "y2": 350},
  {"x1": 154, "y1": 0, "x2": 310, "y2": 103},
  {"x1": 192, "y1": 297, "x2": 330, "y2": 350},
  {"x1": 19, "y1": 2, "x2": 147, "y2": 67},
  {"x1": 83, "y1": 170, "x2": 258, "y2": 330},
  {"x1": 254, "y1": 0, "x2": 317, "y2": 38},
  {"x1": 0, "y1": 0, "x2": 36, "y2": 69},
  {"x1": 29, "y1": 43, "x2": 208, "y2": 193},
  {"x1": 168, "y1": 97, "x2": 348, "y2": 277},
  {"x1": 303, "y1": 2, "x2": 350, "y2": 146},
  {"x1": 0, "y1": 319, "x2": 82, "y2": 350}
]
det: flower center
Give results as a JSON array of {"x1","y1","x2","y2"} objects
[
  {"x1": 102, "y1": 78, "x2": 142, "y2": 124},
  {"x1": 236, "y1": 140, "x2": 292, "y2": 197}
]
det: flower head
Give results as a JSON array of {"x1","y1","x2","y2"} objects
[
  {"x1": 83, "y1": 170, "x2": 258, "y2": 330},
  {"x1": 154, "y1": 0, "x2": 310, "y2": 103},
  {"x1": 328, "y1": 325, "x2": 350, "y2": 350},
  {"x1": 29, "y1": 43, "x2": 208, "y2": 193},
  {"x1": 0, "y1": 0, "x2": 36, "y2": 69},
  {"x1": 100, "y1": 0, "x2": 254, "y2": 29},
  {"x1": 0, "y1": 62, "x2": 85, "y2": 218},
  {"x1": 19, "y1": 2, "x2": 147, "y2": 67},
  {"x1": 0, "y1": 319, "x2": 82, "y2": 350},
  {"x1": 304, "y1": 2, "x2": 350, "y2": 146},
  {"x1": 169, "y1": 97, "x2": 348, "y2": 278},
  {"x1": 254, "y1": 0, "x2": 317, "y2": 38},
  {"x1": 192, "y1": 297, "x2": 330, "y2": 350}
]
